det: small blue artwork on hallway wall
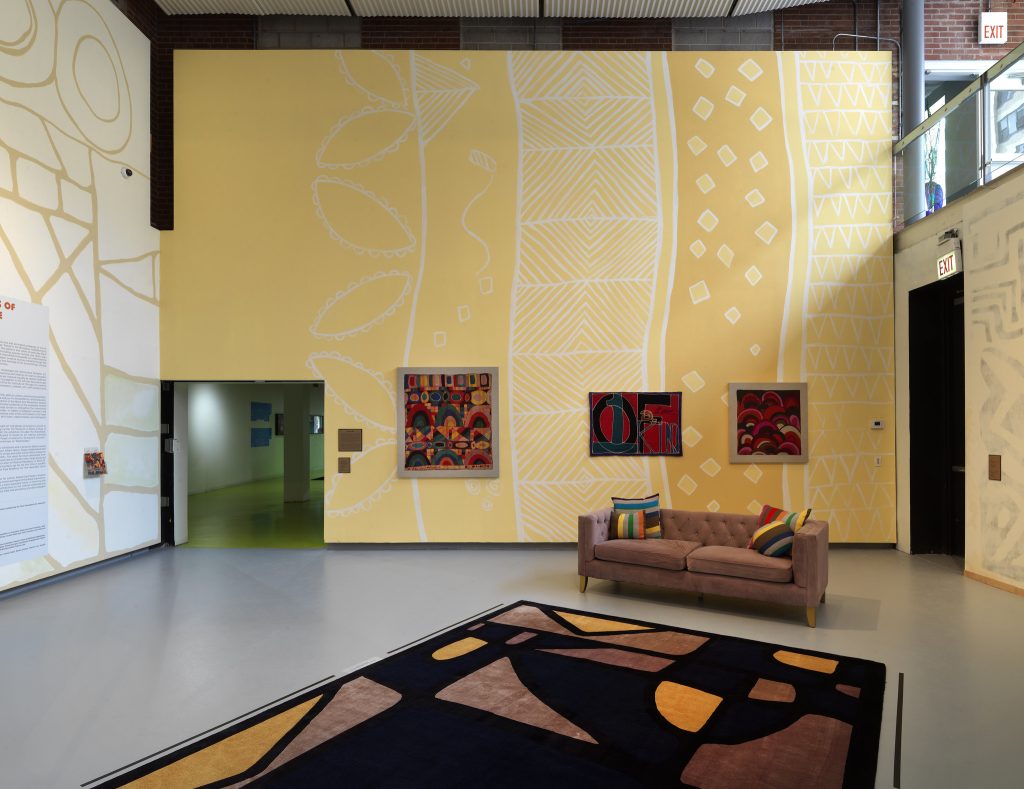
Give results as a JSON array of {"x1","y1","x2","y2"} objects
[
  {"x1": 250, "y1": 428, "x2": 272, "y2": 448},
  {"x1": 250, "y1": 401, "x2": 272, "y2": 422}
]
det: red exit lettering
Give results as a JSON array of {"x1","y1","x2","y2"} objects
[{"x1": 984, "y1": 25, "x2": 1005, "y2": 38}]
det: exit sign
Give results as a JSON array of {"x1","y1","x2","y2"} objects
[
  {"x1": 979, "y1": 12, "x2": 1008, "y2": 44},
  {"x1": 937, "y1": 248, "x2": 959, "y2": 279}
]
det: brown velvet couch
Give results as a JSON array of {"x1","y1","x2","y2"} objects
[{"x1": 578, "y1": 508, "x2": 829, "y2": 626}]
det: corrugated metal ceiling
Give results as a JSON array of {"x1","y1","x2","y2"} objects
[{"x1": 154, "y1": 0, "x2": 831, "y2": 16}]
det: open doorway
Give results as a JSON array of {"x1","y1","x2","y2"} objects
[
  {"x1": 162, "y1": 381, "x2": 325, "y2": 549},
  {"x1": 908, "y1": 273, "x2": 965, "y2": 556}
]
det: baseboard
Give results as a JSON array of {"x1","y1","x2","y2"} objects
[
  {"x1": 829, "y1": 543, "x2": 897, "y2": 549},
  {"x1": 964, "y1": 569, "x2": 1024, "y2": 597},
  {"x1": 0, "y1": 543, "x2": 166, "y2": 599}
]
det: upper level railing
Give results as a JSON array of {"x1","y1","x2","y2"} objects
[{"x1": 895, "y1": 39, "x2": 1024, "y2": 228}]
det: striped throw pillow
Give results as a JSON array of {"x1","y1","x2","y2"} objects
[
  {"x1": 611, "y1": 509, "x2": 645, "y2": 540},
  {"x1": 750, "y1": 519, "x2": 794, "y2": 556},
  {"x1": 758, "y1": 504, "x2": 811, "y2": 533},
  {"x1": 611, "y1": 494, "x2": 662, "y2": 539}
]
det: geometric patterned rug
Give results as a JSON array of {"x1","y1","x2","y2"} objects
[{"x1": 100, "y1": 601, "x2": 885, "y2": 788}]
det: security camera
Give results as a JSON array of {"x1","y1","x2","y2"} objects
[{"x1": 120, "y1": 167, "x2": 133, "y2": 178}]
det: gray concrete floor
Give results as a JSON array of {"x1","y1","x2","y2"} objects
[{"x1": 0, "y1": 545, "x2": 1020, "y2": 787}]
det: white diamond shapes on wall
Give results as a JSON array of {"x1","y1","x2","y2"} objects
[
  {"x1": 700, "y1": 458, "x2": 722, "y2": 477},
  {"x1": 697, "y1": 210, "x2": 719, "y2": 232},
  {"x1": 689, "y1": 280, "x2": 710, "y2": 304},
  {"x1": 707, "y1": 500, "x2": 720, "y2": 512},
  {"x1": 750, "y1": 344, "x2": 761, "y2": 356},
  {"x1": 744, "y1": 465, "x2": 763, "y2": 484},
  {"x1": 750, "y1": 107, "x2": 773, "y2": 131},
  {"x1": 693, "y1": 97, "x2": 715, "y2": 121},
  {"x1": 747, "y1": 499, "x2": 763, "y2": 515},
  {"x1": 433, "y1": 331, "x2": 446, "y2": 348},
  {"x1": 724, "y1": 306, "x2": 741, "y2": 324},
  {"x1": 682, "y1": 370, "x2": 705, "y2": 392},
  {"x1": 725, "y1": 86, "x2": 746, "y2": 107},
  {"x1": 696, "y1": 173, "x2": 715, "y2": 194},
  {"x1": 745, "y1": 189, "x2": 765, "y2": 207},
  {"x1": 689, "y1": 240, "x2": 706, "y2": 258},
  {"x1": 457, "y1": 305, "x2": 470, "y2": 322},
  {"x1": 695, "y1": 58, "x2": 715, "y2": 79},
  {"x1": 745, "y1": 266, "x2": 762, "y2": 285},
  {"x1": 749, "y1": 151, "x2": 769, "y2": 172},
  {"x1": 739, "y1": 59, "x2": 764, "y2": 82},
  {"x1": 716, "y1": 145, "x2": 736, "y2": 166},
  {"x1": 682, "y1": 426, "x2": 703, "y2": 447},
  {"x1": 717, "y1": 245, "x2": 734, "y2": 267},
  {"x1": 755, "y1": 222, "x2": 778, "y2": 245},
  {"x1": 677, "y1": 475, "x2": 698, "y2": 495},
  {"x1": 688, "y1": 135, "x2": 707, "y2": 155}
]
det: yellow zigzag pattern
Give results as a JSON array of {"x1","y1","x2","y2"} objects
[{"x1": 508, "y1": 52, "x2": 662, "y2": 541}]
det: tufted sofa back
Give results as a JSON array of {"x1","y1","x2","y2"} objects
[{"x1": 661, "y1": 509, "x2": 757, "y2": 548}]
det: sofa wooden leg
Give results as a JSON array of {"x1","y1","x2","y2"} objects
[
  {"x1": 579, "y1": 575, "x2": 588, "y2": 593},
  {"x1": 697, "y1": 592, "x2": 704, "y2": 602},
  {"x1": 806, "y1": 607, "x2": 816, "y2": 628}
]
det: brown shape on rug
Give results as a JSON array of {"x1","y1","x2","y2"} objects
[
  {"x1": 588, "y1": 631, "x2": 707, "y2": 656},
  {"x1": 490, "y1": 605, "x2": 576, "y2": 637},
  {"x1": 837, "y1": 684, "x2": 861, "y2": 698},
  {"x1": 226, "y1": 677, "x2": 401, "y2": 787},
  {"x1": 554, "y1": 611, "x2": 653, "y2": 633},
  {"x1": 680, "y1": 714, "x2": 852, "y2": 789},
  {"x1": 436, "y1": 657, "x2": 597, "y2": 744},
  {"x1": 748, "y1": 678, "x2": 796, "y2": 703},
  {"x1": 540, "y1": 647, "x2": 673, "y2": 672},
  {"x1": 490, "y1": 605, "x2": 705, "y2": 655},
  {"x1": 125, "y1": 696, "x2": 320, "y2": 789},
  {"x1": 506, "y1": 631, "x2": 537, "y2": 645},
  {"x1": 774, "y1": 650, "x2": 838, "y2": 674}
]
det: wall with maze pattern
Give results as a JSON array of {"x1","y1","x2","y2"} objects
[
  {"x1": 162, "y1": 49, "x2": 895, "y2": 544},
  {"x1": 0, "y1": 0, "x2": 160, "y2": 592}
]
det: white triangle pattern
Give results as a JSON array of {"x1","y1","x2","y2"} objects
[{"x1": 797, "y1": 53, "x2": 896, "y2": 543}]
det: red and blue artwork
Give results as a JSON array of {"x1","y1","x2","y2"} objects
[
  {"x1": 402, "y1": 371, "x2": 494, "y2": 474},
  {"x1": 589, "y1": 392, "x2": 682, "y2": 457}
]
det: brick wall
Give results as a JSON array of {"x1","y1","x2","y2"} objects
[
  {"x1": 925, "y1": 0, "x2": 1024, "y2": 60},
  {"x1": 361, "y1": 17, "x2": 460, "y2": 49},
  {"x1": 561, "y1": 18, "x2": 672, "y2": 50}
]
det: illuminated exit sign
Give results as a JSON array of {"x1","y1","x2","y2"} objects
[
  {"x1": 979, "y1": 12, "x2": 1008, "y2": 44},
  {"x1": 937, "y1": 248, "x2": 959, "y2": 279}
]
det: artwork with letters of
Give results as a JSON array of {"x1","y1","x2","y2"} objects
[
  {"x1": 728, "y1": 383, "x2": 808, "y2": 464},
  {"x1": 398, "y1": 368, "x2": 498, "y2": 478},
  {"x1": 589, "y1": 392, "x2": 683, "y2": 457}
]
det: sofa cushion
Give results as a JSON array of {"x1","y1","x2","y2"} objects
[
  {"x1": 686, "y1": 545, "x2": 793, "y2": 583},
  {"x1": 750, "y1": 519, "x2": 794, "y2": 557},
  {"x1": 595, "y1": 539, "x2": 701, "y2": 571},
  {"x1": 610, "y1": 509, "x2": 646, "y2": 539},
  {"x1": 758, "y1": 504, "x2": 811, "y2": 532},
  {"x1": 611, "y1": 494, "x2": 662, "y2": 538}
]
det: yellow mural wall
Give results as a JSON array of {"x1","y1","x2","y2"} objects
[{"x1": 162, "y1": 50, "x2": 894, "y2": 543}]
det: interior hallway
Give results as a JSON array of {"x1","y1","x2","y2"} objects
[
  {"x1": 1, "y1": 547, "x2": 1020, "y2": 788},
  {"x1": 185, "y1": 478, "x2": 325, "y2": 548}
]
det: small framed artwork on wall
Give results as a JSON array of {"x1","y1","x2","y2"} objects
[
  {"x1": 397, "y1": 367, "x2": 498, "y2": 478},
  {"x1": 728, "y1": 383, "x2": 808, "y2": 464},
  {"x1": 589, "y1": 392, "x2": 683, "y2": 457}
]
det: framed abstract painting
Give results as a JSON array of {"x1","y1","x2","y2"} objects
[
  {"x1": 728, "y1": 383, "x2": 808, "y2": 464},
  {"x1": 397, "y1": 367, "x2": 498, "y2": 478},
  {"x1": 589, "y1": 392, "x2": 683, "y2": 457}
]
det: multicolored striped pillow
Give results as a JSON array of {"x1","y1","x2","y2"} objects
[
  {"x1": 758, "y1": 504, "x2": 811, "y2": 533},
  {"x1": 750, "y1": 519, "x2": 794, "y2": 556},
  {"x1": 610, "y1": 509, "x2": 646, "y2": 540},
  {"x1": 611, "y1": 494, "x2": 662, "y2": 539}
]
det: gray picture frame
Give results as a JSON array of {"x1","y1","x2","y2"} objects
[
  {"x1": 396, "y1": 367, "x2": 499, "y2": 478},
  {"x1": 728, "y1": 382, "x2": 809, "y2": 464}
]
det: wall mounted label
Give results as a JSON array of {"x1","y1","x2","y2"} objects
[
  {"x1": 937, "y1": 248, "x2": 959, "y2": 279},
  {"x1": 0, "y1": 296, "x2": 49, "y2": 566},
  {"x1": 979, "y1": 12, "x2": 1008, "y2": 44}
]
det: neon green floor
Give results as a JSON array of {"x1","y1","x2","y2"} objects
[{"x1": 184, "y1": 478, "x2": 325, "y2": 548}]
